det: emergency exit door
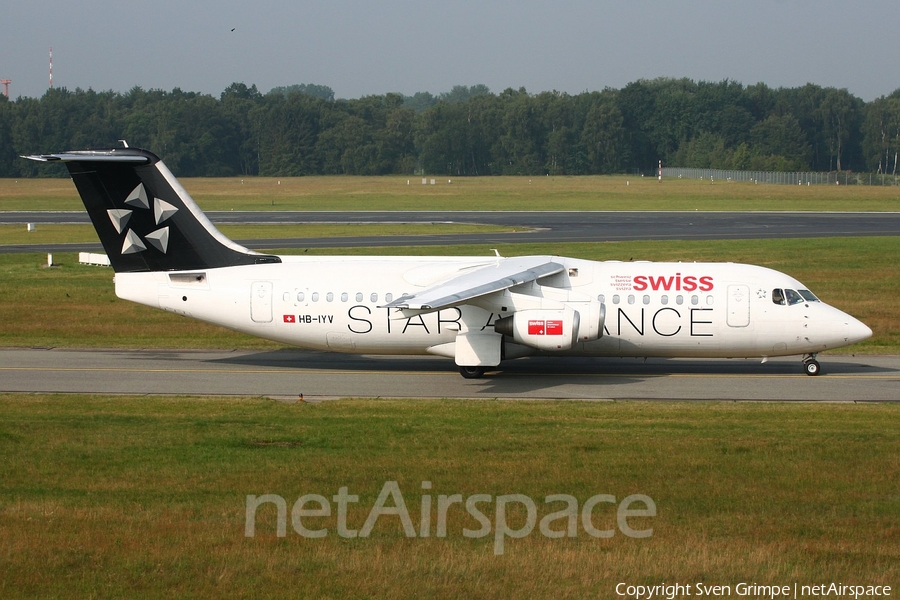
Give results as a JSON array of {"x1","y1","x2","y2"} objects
[
  {"x1": 250, "y1": 281, "x2": 273, "y2": 323},
  {"x1": 726, "y1": 284, "x2": 750, "y2": 327}
]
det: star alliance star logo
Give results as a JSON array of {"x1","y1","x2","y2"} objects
[{"x1": 106, "y1": 183, "x2": 178, "y2": 255}]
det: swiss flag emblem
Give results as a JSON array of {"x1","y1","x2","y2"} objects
[
  {"x1": 528, "y1": 320, "x2": 545, "y2": 335},
  {"x1": 283, "y1": 315, "x2": 296, "y2": 323},
  {"x1": 546, "y1": 320, "x2": 563, "y2": 335}
]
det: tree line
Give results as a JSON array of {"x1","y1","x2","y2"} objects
[{"x1": 1, "y1": 79, "x2": 899, "y2": 178}]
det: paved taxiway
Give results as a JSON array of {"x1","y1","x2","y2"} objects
[
  {"x1": 3, "y1": 211, "x2": 899, "y2": 254},
  {"x1": 2, "y1": 348, "x2": 897, "y2": 401}
]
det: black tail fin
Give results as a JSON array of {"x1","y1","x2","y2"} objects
[{"x1": 23, "y1": 148, "x2": 280, "y2": 272}]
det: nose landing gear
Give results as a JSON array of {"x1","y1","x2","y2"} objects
[{"x1": 802, "y1": 354, "x2": 821, "y2": 376}]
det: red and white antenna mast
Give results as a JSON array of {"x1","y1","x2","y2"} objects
[
  {"x1": 49, "y1": 47, "x2": 53, "y2": 89},
  {"x1": 0, "y1": 79, "x2": 11, "y2": 98}
]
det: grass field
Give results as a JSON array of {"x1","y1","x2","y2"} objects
[
  {"x1": 1, "y1": 395, "x2": 897, "y2": 598},
  {"x1": 2, "y1": 174, "x2": 899, "y2": 212}
]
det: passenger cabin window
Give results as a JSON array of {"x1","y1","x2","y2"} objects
[
  {"x1": 297, "y1": 292, "x2": 305, "y2": 302},
  {"x1": 326, "y1": 292, "x2": 334, "y2": 302},
  {"x1": 785, "y1": 289, "x2": 804, "y2": 305},
  {"x1": 371, "y1": 293, "x2": 378, "y2": 303},
  {"x1": 311, "y1": 292, "x2": 319, "y2": 302},
  {"x1": 772, "y1": 289, "x2": 785, "y2": 305},
  {"x1": 356, "y1": 292, "x2": 364, "y2": 302},
  {"x1": 612, "y1": 294, "x2": 620, "y2": 305},
  {"x1": 661, "y1": 295, "x2": 668, "y2": 305},
  {"x1": 385, "y1": 293, "x2": 393, "y2": 303},
  {"x1": 341, "y1": 292, "x2": 348, "y2": 302}
]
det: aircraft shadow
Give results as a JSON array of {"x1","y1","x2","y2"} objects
[{"x1": 208, "y1": 349, "x2": 893, "y2": 378}]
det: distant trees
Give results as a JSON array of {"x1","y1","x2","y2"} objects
[
  {"x1": 862, "y1": 90, "x2": 900, "y2": 175},
  {"x1": 268, "y1": 84, "x2": 335, "y2": 102},
  {"x1": 2, "y1": 79, "x2": 897, "y2": 177}
]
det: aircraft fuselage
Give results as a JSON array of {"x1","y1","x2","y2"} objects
[{"x1": 115, "y1": 255, "x2": 870, "y2": 361}]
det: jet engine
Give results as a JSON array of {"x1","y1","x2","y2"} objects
[
  {"x1": 494, "y1": 307, "x2": 580, "y2": 351},
  {"x1": 493, "y1": 302, "x2": 605, "y2": 352}
]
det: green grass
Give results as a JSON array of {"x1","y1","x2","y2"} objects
[
  {"x1": 1, "y1": 237, "x2": 896, "y2": 353},
  {"x1": 1, "y1": 395, "x2": 897, "y2": 598},
  {"x1": 3, "y1": 175, "x2": 899, "y2": 212}
]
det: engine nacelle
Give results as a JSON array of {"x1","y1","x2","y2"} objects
[
  {"x1": 577, "y1": 301, "x2": 606, "y2": 342},
  {"x1": 494, "y1": 308, "x2": 580, "y2": 351}
]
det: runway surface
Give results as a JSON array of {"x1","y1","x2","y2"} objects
[
  {"x1": 2, "y1": 348, "x2": 897, "y2": 402},
  {"x1": 3, "y1": 210, "x2": 899, "y2": 253}
]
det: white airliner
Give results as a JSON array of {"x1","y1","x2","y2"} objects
[{"x1": 26, "y1": 148, "x2": 871, "y2": 378}]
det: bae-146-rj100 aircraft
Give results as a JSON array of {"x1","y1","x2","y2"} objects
[{"x1": 26, "y1": 147, "x2": 871, "y2": 378}]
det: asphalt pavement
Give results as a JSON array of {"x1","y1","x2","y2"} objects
[
  {"x1": 3, "y1": 210, "x2": 899, "y2": 253},
  {"x1": 2, "y1": 348, "x2": 897, "y2": 401}
]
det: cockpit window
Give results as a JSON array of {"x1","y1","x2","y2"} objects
[
  {"x1": 772, "y1": 288, "x2": 785, "y2": 305},
  {"x1": 798, "y1": 289, "x2": 819, "y2": 302},
  {"x1": 785, "y1": 289, "x2": 804, "y2": 305}
]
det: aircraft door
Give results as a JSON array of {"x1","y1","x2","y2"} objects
[
  {"x1": 250, "y1": 281, "x2": 273, "y2": 323},
  {"x1": 726, "y1": 284, "x2": 750, "y2": 327}
]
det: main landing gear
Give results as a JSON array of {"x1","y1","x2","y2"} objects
[
  {"x1": 802, "y1": 354, "x2": 821, "y2": 376},
  {"x1": 458, "y1": 366, "x2": 487, "y2": 379}
]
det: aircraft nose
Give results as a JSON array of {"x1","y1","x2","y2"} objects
[{"x1": 842, "y1": 315, "x2": 872, "y2": 344}]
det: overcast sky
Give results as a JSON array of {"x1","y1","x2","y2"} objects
[{"x1": 2, "y1": 0, "x2": 897, "y2": 102}]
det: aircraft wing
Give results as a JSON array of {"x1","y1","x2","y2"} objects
[{"x1": 382, "y1": 256, "x2": 565, "y2": 311}]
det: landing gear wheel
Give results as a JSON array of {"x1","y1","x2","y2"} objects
[
  {"x1": 459, "y1": 366, "x2": 487, "y2": 379},
  {"x1": 804, "y1": 360, "x2": 820, "y2": 376}
]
